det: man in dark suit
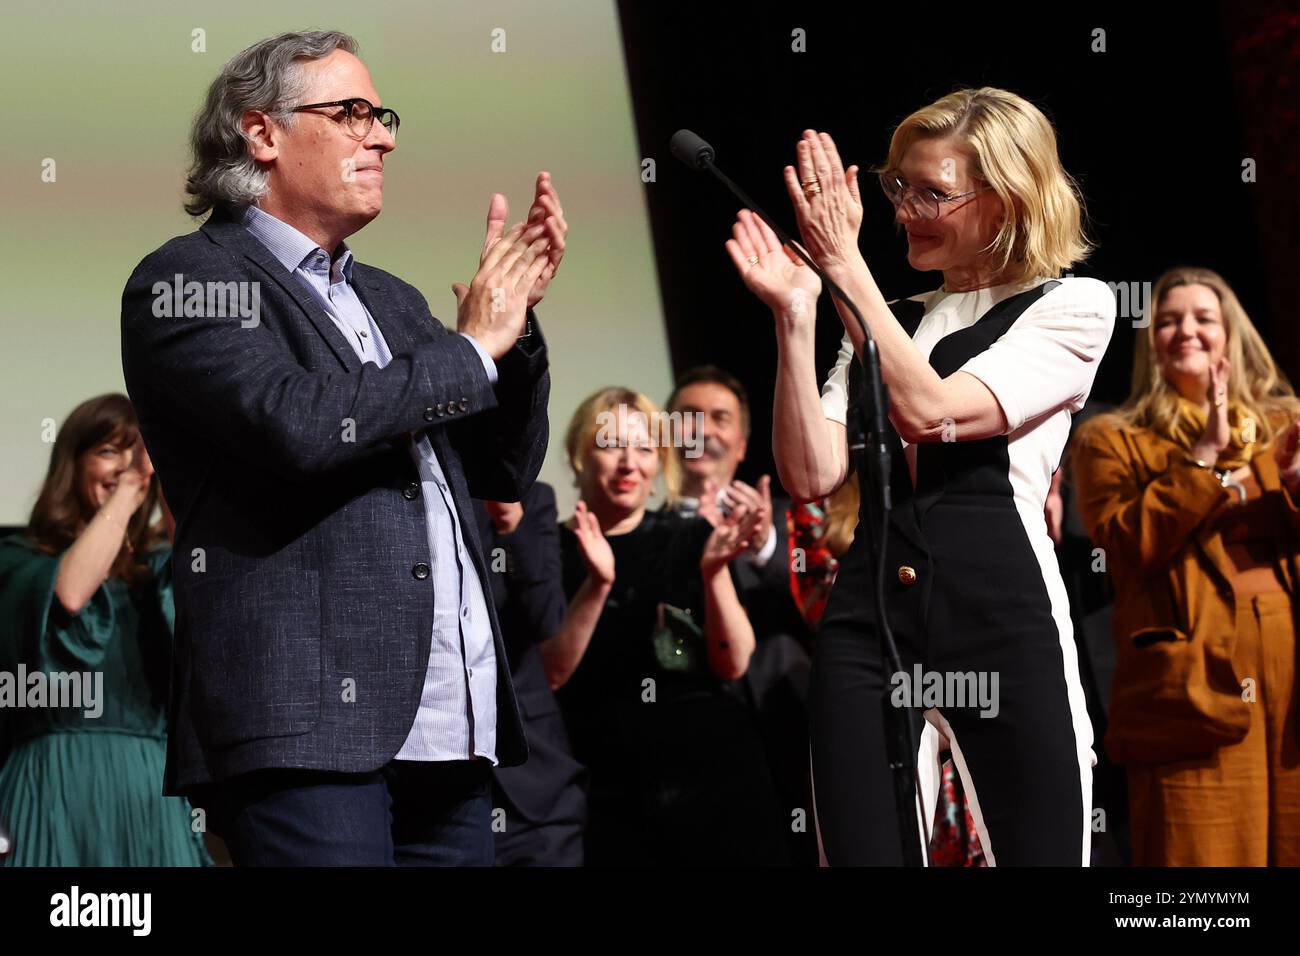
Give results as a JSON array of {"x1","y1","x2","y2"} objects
[
  {"x1": 119, "y1": 30, "x2": 565, "y2": 865},
  {"x1": 473, "y1": 483, "x2": 587, "y2": 866},
  {"x1": 665, "y1": 366, "x2": 816, "y2": 864}
]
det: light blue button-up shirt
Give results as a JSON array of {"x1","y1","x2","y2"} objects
[{"x1": 242, "y1": 205, "x2": 499, "y2": 765}]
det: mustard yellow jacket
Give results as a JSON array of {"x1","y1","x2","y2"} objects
[{"x1": 1072, "y1": 411, "x2": 1300, "y2": 764}]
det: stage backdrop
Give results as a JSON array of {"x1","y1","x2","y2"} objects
[{"x1": 0, "y1": 0, "x2": 668, "y2": 524}]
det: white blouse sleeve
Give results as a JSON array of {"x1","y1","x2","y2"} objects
[
  {"x1": 958, "y1": 277, "x2": 1116, "y2": 433},
  {"x1": 819, "y1": 330, "x2": 855, "y2": 426}
]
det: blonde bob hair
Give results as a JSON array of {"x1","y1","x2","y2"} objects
[
  {"x1": 1111, "y1": 266, "x2": 1298, "y2": 444},
  {"x1": 882, "y1": 87, "x2": 1092, "y2": 284},
  {"x1": 564, "y1": 386, "x2": 680, "y2": 508}
]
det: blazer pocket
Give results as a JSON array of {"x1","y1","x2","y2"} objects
[
  {"x1": 185, "y1": 568, "x2": 323, "y2": 749},
  {"x1": 1107, "y1": 625, "x2": 1249, "y2": 764}
]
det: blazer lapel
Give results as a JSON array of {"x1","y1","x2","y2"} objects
[
  {"x1": 201, "y1": 215, "x2": 361, "y2": 373},
  {"x1": 352, "y1": 269, "x2": 417, "y2": 357}
]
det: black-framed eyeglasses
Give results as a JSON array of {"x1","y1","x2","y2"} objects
[
  {"x1": 290, "y1": 97, "x2": 400, "y2": 140},
  {"x1": 879, "y1": 172, "x2": 990, "y2": 220}
]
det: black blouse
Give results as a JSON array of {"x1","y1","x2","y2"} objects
[
  {"x1": 555, "y1": 510, "x2": 723, "y2": 757},
  {"x1": 555, "y1": 508, "x2": 787, "y2": 864}
]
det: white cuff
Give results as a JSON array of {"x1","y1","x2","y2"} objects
[{"x1": 746, "y1": 524, "x2": 778, "y2": 567}]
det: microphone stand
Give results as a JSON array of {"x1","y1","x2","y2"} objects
[{"x1": 681, "y1": 142, "x2": 926, "y2": 866}]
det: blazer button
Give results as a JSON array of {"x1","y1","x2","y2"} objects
[
  {"x1": 458, "y1": 398, "x2": 469, "y2": 412},
  {"x1": 435, "y1": 402, "x2": 446, "y2": 416},
  {"x1": 423, "y1": 407, "x2": 436, "y2": 422},
  {"x1": 898, "y1": 565, "x2": 918, "y2": 585},
  {"x1": 402, "y1": 482, "x2": 420, "y2": 500},
  {"x1": 412, "y1": 562, "x2": 430, "y2": 580}
]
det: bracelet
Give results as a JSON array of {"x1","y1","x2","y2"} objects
[
  {"x1": 1185, "y1": 454, "x2": 1247, "y2": 502},
  {"x1": 1216, "y1": 469, "x2": 1248, "y2": 504}
]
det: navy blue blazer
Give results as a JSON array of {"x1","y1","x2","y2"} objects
[{"x1": 119, "y1": 207, "x2": 549, "y2": 794}]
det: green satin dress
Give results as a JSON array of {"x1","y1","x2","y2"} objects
[{"x1": 0, "y1": 534, "x2": 211, "y2": 866}]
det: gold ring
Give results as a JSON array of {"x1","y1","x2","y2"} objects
[
  {"x1": 747, "y1": 255, "x2": 759, "y2": 265},
  {"x1": 802, "y1": 180, "x2": 822, "y2": 198}
]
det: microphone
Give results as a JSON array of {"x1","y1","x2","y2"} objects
[
  {"x1": 671, "y1": 128, "x2": 925, "y2": 866},
  {"x1": 670, "y1": 129, "x2": 807, "y2": 271},
  {"x1": 669, "y1": 129, "x2": 714, "y2": 171}
]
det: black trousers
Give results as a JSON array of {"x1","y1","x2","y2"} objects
[{"x1": 810, "y1": 608, "x2": 1093, "y2": 866}]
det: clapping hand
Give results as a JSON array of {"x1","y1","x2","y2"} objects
[
  {"x1": 700, "y1": 503, "x2": 763, "y2": 574},
  {"x1": 453, "y1": 187, "x2": 555, "y2": 361},
  {"x1": 722, "y1": 476, "x2": 773, "y2": 555},
  {"x1": 572, "y1": 500, "x2": 615, "y2": 586},
  {"x1": 113, "y1": 438, "x2": 155, "y2": 515},
  {"x1": 784, "y1": 129, "x2": 863, "y2": 271},
  {"x1": 696, "y1": 477, "x2": 722, "y2": 527},
  {"x1": 524, "y1": 172, "x2": 567, "y2": 308},
  {"x1": 1274, "y1": 418, "x2": 1300, "y2": 491},
  {"x1": 725, "y1": 209, "x2": 821, "y2": 321},
  {"x1": 1192, "y1": 357, "x2": 1232, "y2": 465}
]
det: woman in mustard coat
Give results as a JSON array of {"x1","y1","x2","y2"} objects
[{"x1": 1073, "y1": 266, "x2": 1300, "y2": 866}]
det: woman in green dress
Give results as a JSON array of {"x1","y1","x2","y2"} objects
[{"x1": 0, "y1": 393, "x2": 210, "y2": 866}]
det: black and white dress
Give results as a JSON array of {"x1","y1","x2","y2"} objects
[{"x1": 812, "y1": 275, "x2": 1115, "y2": 865}]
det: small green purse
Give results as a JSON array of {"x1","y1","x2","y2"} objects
[{"x1": 652, "y1": 602, "x2": 704, "y2": 673}]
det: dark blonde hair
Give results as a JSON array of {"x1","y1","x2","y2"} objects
[
  {"x1": 564, "y1": 386, "x2": 680, "y2": 509},
  {"x1": 25, "y1": 394, "x2": 166, "y2": 587},
  {"x1": 1110, "y1": 266, "x2": 1298, "y2": 444},
  {"x1": 882, "y1": 87, "x2": 1092, "y2": 284}
]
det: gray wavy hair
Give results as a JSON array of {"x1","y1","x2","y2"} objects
[{"x1": 184, "y1": 30, "x2": 358, "y2": 217}]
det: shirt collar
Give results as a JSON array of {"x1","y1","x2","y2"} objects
[
  {"x1": 241, "y1": 205, "x2": 354, "y2": 283},
  {"x1": 672, "y1": 486, "x2": 728, "y2": 515}
]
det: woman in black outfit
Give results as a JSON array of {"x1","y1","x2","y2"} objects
[
  {"x1": 725, "y1": 89, "x2": 1116, "y2": 865},
  {"x1": 542, "y1": 387, "x2": 788, "y2": 865}
]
